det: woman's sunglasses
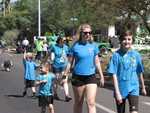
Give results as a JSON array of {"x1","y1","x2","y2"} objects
[{"x1": 82, "y1": 31, "x2": 92, "y2": 35}]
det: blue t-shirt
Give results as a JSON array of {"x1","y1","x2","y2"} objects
[
  {"x1": 69, "y1": 42, "x2": 99, "y2": 75},
  {"x1": 107, "y1": 49, "x2": 144, "y2": 98},
  {"x1": 36, "y1": 72, "x2": 55, "y2": 96},
  {"x1": 51, "y1": 44, "x2": 69, "y2": 68},
  {"x1": 23, "y1": 59, "x2": 37, "y2": 80}
]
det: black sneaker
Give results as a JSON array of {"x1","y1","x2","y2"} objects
[
  {"x1": 22, "y1": 91, "x2": 27, "y2": 97},
  {"x1": 32, "y1": 92, "x2": 37, "y2": 99},
  {"x1": 65, "y1": 96, "x2": 72, "y2": 102}
]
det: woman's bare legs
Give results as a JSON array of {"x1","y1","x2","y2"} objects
[
  {"x1": 86, "y1": 84, "x2": 97, "y2": 113},
  {"x1": 72, "y1": 85, "x2": 85, "y2": 113}
]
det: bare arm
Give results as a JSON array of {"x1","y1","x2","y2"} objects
[
  {"x1": 112, "y1": 74, "x2": 122, "y2": 104},
  {"x1": 95, "y1": 55, "x2": 104, "y2": 87},
  {"x1": 23, "y1": 50, "x2": 27, "y2": 59},
  {"x1": 139, "y1": 73, "x2": 147, "y2": 95},
  {"x1": 35, "y1": 80, "x2": 47, "y2": 86},
  {"x1": 63, "y1": 56, "x2": 74, "y2": 76}
]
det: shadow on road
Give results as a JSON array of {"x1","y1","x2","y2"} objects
[{"x1": 6, "y1": 94, "x2": 24, "y2": 98}]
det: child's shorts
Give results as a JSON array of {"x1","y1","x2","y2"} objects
[
  {"x1": 38, "y1": 95, "x2": 54, "y2": 106},
  {"x1": 25, "y1": 80, "x2": 35, "y2": 88}
]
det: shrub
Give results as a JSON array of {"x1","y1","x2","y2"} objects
[{"x1": 1, "y1": 29, "x2": 19, "y2": 47}]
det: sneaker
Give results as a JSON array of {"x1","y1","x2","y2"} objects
[
  {"x1": 22, "y1": 91, "x2": 27, "y2": 97},
  {"x1": 54, "y1": 94, "x2": 60, "y2": 100},
  {"x1": 65, "y1": 96, "x2": 72, "y2": 102},
  {"x1": 32, "y1": 92, "x2": 37, "y2": 98}
]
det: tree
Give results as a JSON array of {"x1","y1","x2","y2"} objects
[{"x1": 112, "y1": 0, "x2": 150, "y2": 34}]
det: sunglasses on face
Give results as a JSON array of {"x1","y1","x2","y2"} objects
[{"x1": 82, "y1": 31, "x2": 92, "y2": 35}]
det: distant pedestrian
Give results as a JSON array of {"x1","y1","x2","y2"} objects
[
  {"x1": 22, "y1": 37, "x2": 29, "y2": 51},
  {"x1": 42, "y1": 40, "x2": 48, "y2": 59},
  {"x1": 50, "y1": 36, "x2": 72, "y2": 102},
  {"x1": 36, "y1": 62, "x2": 55, "y2": 113},
  {"x1": 107, "y1": 28, "x2": 147, "y2": 113},
  {"x1": 34, "y1": 37, "x2": 44, "y2": 61},
  {"x1": 22, "y1": 51, "x2": 39, "y2": 97}
]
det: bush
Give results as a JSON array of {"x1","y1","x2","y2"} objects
[{"x1": 1, "y1": 29, "x2": 19, "y2": 47}]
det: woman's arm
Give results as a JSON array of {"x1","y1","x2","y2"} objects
[
  {"x1": 139, "y1": 73, "x2": 147, "y2": 96},
  {"x1": 63, "y1": 56, "x2": 74, "y2": 76},
  {"x1": 95, "y1": 55, "x2": 104, "y2": 87}
]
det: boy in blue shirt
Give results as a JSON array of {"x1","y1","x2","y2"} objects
[
  {"x1": 107, "y1": 29, "x2": 147, "y2": 113},
  {"x1": 22, "y1": 51, "x2": 39, "y2": 97},
  {"x1": 36, "y1": 62, "x2": 55, "y2": 113}
]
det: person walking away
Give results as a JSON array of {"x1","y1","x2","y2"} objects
[
  {"x1": 22, "y1": 51, "x2": 39, "y2": 97},
  {"x1": 64, "y1": 24, "x2": 104, "y2": 113},
  {"x1": 107, "y1": 28, "x2": 147, "y2": 113},
  {"x1": 36, "y1": 62, "x2": 55, "y2": 113}
]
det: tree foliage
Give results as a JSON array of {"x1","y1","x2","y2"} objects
[{"x1": 0, "y1": 0, "x2": 150, "y2": 38}]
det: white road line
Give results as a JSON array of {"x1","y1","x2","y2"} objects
[
  {"x1": 142, "y1": 101, "x2": 150, "y2": 106},
  {"x1": 96, "y1": 103, "x2": 116, "y2": 113}
]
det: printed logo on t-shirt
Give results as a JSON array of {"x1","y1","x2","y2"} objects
[{"x1": 88, "y1": 48, "x2": 94, "y2": 54}]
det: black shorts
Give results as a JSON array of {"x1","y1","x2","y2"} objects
[
  {"x1": 38, "y1": 95, "x2": 54, "y2": 106},
  {"x1": 25, "y1": 80, "x2": 35, "y2": 88},
  {"x1": 71, "y1": 74, "x2": 98, "y2": 87},
  {"x1": 115, "y1": 95, "x2": 139, "y2": 113}
]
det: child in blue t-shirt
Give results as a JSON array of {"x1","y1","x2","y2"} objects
[
  {"x1": 107, "y1": 29, "x2": 147, "y2": 113},
  {"x1": 36, "y1": 62, "x2": 55, "y2": 113},
  {"x1": 22, "y1": 51, "x2": 39, "y2": 97}
]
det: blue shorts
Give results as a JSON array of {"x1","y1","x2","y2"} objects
[{"x1": 53, "y1": 66, "x2": 66, "y2": 73}]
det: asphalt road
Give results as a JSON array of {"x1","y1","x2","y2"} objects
[{"x1": 0, "y1": 51, "x2": 150, "y2": 113}]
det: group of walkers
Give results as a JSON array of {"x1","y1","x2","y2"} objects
[{"x1": 21, "y1": 23, "x2": 147, "y2": 113}]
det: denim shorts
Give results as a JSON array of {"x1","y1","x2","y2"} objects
[{"x1": 53, "y1": 66, "x2": 66, "y2": 73}]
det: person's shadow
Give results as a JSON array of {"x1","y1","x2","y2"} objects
[
  {"x1": 6, "y1": 94, "x2": 24, "y2": 98},
  {"x1": 5, "y1": 94, "x2": 37, "y2": 99}
]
